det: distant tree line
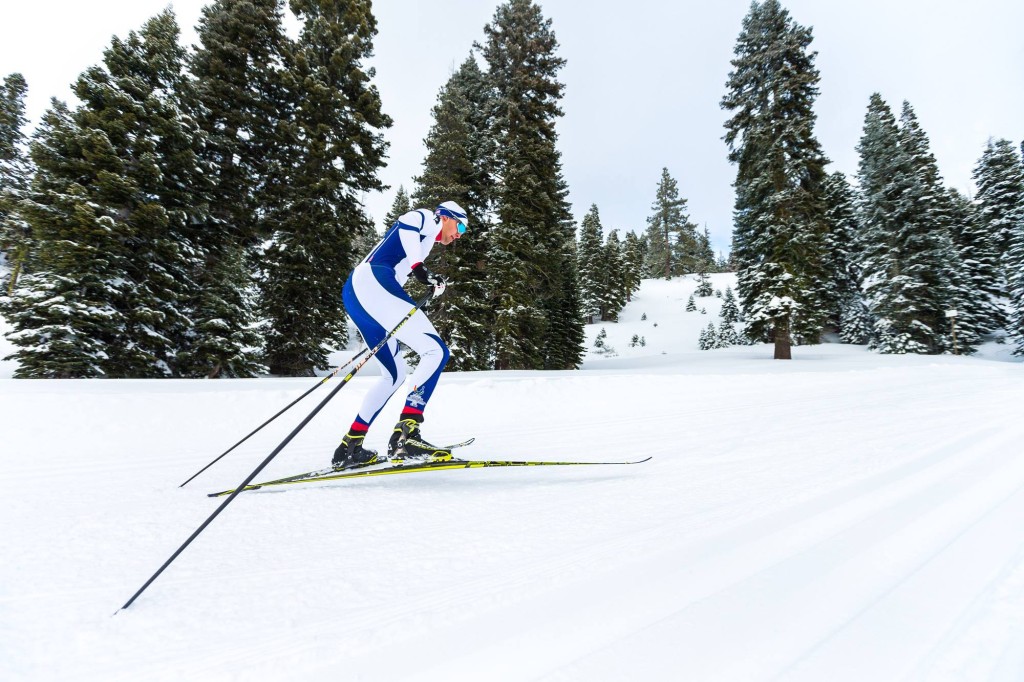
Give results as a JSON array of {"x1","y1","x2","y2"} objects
[
  {"x1": 721, "y1": 0, "x2": 1024, "y2": 359},
  {"x1": 573, "y1": 167, "x2": 731, "y2": 326}
]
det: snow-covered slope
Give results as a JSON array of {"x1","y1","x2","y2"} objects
[
  {"x1": 3, "y1": 275, "x2": 1024, "y2": 681},
  {"x1": 582, "y1": 273, "x2": 738, "y2": 363}
]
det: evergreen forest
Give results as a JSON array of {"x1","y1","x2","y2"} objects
[{"x1": 1, "y1": 0, "x2": 1022, "y2": 377}]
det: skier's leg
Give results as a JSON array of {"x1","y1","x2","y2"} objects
[
  {"x1": 386, "y1": 316, "x2": 452, "y2": 460},
  {"x1": 335, "y1": 269, "x2": 411, "y2": 466},
  {"x1": 392, "y1": 315, "x2": 450, "y2": 421}
]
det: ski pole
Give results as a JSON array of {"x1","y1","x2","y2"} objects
[
  {"x1": 119, "y1": 293, "x2": 432, "y2": 612},
  {"x1": 179, "y1": 347, "x2": 370, "y2": 487}
]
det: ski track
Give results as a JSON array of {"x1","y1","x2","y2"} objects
[
  {"x1": 3, "y1": 276, "x2": 1024, "y2": 680},
  {"x1": 353, "y1": 424, "x2": 1024, "y2": 682}
]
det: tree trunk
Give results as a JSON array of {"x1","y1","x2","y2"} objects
[
  {"x1": 6, "y1": 244, "x2": 27, "y2": 295},
  {"x1": 773, "y1": 322, "x2": 792, "y2": 360}
]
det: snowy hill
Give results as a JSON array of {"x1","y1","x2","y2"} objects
[
  {"x1": 582, "y1": 273, "x2": 737, "y2": 364},
  {"x1": 3, "y1": 275, "x2": 1024, "y2": 681}
]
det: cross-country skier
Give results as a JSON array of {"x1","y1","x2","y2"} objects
[{"x1": 333, "y1": 200, "x2": 469, "y2": 470}]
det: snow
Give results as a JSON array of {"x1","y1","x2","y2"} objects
[{"x1": 3, "y1": 274, "x2": 1024, "y2": 681}]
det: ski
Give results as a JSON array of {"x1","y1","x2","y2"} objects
[
  {"x1": 208, "y1": 456, "x2": 652, "y2": 497},
  {"x1": 224, "y1": 437, "x2": 479, "y2": 491}
]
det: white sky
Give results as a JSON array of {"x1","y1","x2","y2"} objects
[{"x1": 2, "y1": 1, "x2": 1022, "y2": 254}]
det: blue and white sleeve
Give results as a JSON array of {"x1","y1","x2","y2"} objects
[{"x1": 397, "y1": 210, "x2": 428, "y2": 264}]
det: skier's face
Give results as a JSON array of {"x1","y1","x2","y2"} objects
[{"x1": 439, "y1": 216, "x2": 463, "y2": 245}]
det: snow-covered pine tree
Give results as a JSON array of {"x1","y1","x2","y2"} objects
[
  {"x1": 697, "y1": 225, "x2": 716, "y2": 273},
  {"x1": 600, "y1": 229, "x2": 627, "y2": 321},
  {"x1": 938, "y1": 190, "x2": 986, "y2": 352},
  {"x1": 179, "y1": 0, "x2": 288, "y2": 377},
  {"x1": 481, "y1": 0, "x2": 583, "y2": 370},
  {"x1": 971, "y1": 139, "x2": 1023, "y2": 331},
  {"x1": 577, "y1": 204, "x2": 604, "y2": 324},
  {"x1": 718, "y1": 322, "x2": 741, "y2": 347},
  {"x1": 974, "y1": 139, "x2": 1024, "y2": 262},
  {"x1": 5, "y1": 11, "x2": 208, "y2": 377},
  {"x1": 721, "y1": 0, "x2": 831, "y2": 359},
  {"x1": 644, "y1": 167, "x2": 696, "y2": 278},
  {"x1": 857, "y1": 95, "x2": 933, "y2": 353},
  {"x1": 260, "y1": 0, "x2": 391, "y2": 376},
  {"x1": 720, "y1": 286, "x2": 740, "y2": 323},
  {"x1": 0, "y1": 73, "x2": 33, "y2": 293},
  {"x1": 686, "y1": 294, "x2": 696, "y2": 312},
  {"x1": 413, "y1": 56, "x2": 495, "y2": 371},
  {"x1": 821, "y1": 171, "x2": 865, "y2": 337},
  {"x1": 901, "y1": 103, "x2": 982, "y2": 353},
  {"x1": 621, "y1": 230, "x2": 644, "y2": 302},
  {"x1": 1008, "y1": 193, "x2": 1024, "y2": 355},
  {"x1": 857, "y1": 98, "x2": 979, "y2": 353},
  {"x1": 698, "y1": 322, "x2": 717, "y2": 350},
  {"x1": 695, "y1": 270, "x2": 713, "y2": 297}
]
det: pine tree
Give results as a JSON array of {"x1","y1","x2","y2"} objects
[
  {"x1": 1008, "y1": 194, "x2": 1024, "y2": 355},
  {"x1": 974, "y1": 139, "x2": 1024, "y2": 261},
  {"x1": 261, "y1": 0, "x2": 391, "y2": 376},
  {"x1": 718, "y1": 322, "x2": 740, "y2": 347},
  {"x1": 900, "y1": 102, "x2": 979, "y2": 352},
  {"x1": 0, "y1": 73, "x2": 33, "y2": 292},
  {"x1": 2, "y1": 103, "x2": 123, "y2": 377},
  {"x1": 5, "y1": 11, "x2": 208, "y2": 377},
  {"x1": 971, "y1": 139, "x2": 1023, "y2": 330},
  {"x1": 721, "y1": 0, "x2": 831, "y2": 359},
  {"x1": 857, "y1": 95, "x2": 928, "y2": 353},
  {"x1": 412, "y1": 56, "x2": 494, "y2": 371},
  {"x1": 644, "y1": 167, "x2": 697, "y2": 278},
  {"x1": 182, "y1": 0, "x2": 290, "y2": 377},
  {"x1": 839, "y1": 298, "x2": 871, "y2": 344},
  {"x1": 685, "y1": 294, "x2": 697, "y2": 312},
  {"x1": 857, "y1": 97, "x2": 977, "y2": 353},
  {"x1": 946, "y1": 187, "x2": 1001, "y2": 335},
  {"x1": 576, "y1": 204, "x2": 604, "y2": 323},
  {"x1": 720, "y1": 286, "x2": 740, "y2": 323},
  {"x1": 698, "y1": 322, "x2": 717, "y2": 350},
  {"x1": 621, "y1": 230, "x2": 645, "y2": 301},
  {"x1": 695, "y1": 271, "x2": 713, "y2": 297},
  {"x1": 697, "y1": 225, "x2": 716, "y2": 273},
  {"x1": 481, "y1": 0, "x2": 582, "y2": 370},
  {"x1": 600, "y1": 229, "x2": 627, "y2": 321},
  {"x1": 821, "y1": 172, "x2": 864, "y2": 335}
]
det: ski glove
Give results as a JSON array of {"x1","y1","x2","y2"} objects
[{"x1": 412, "y1": 262, "x2": 446, "y2": 298}]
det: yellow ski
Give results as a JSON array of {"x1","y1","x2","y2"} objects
[{"x1": 208, "y1": 457, "x2": 652, "y2": 497}]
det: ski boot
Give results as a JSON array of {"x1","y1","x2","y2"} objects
[
  {"x1": 387, "y1": 416, "x2": 453, "y2": 463},
  {"x1": 332, "y1": 432, "x2": 380, "y2": 470}
]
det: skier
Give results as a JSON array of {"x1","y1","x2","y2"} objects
[{"x1": 333, "y1": 200, "x2": 469, "y2": 469}]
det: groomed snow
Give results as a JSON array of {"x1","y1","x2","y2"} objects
[{"x1": 3, "y1": 274, "x2": 1024, "y2": 681}]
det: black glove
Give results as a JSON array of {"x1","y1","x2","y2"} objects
[{"x1": 411, "y1": 262, "x2": 447, "y2": 298}]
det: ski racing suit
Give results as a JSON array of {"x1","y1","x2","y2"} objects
[{"x1": 342, "y1": 209, "x2": 450, "y2": 429}]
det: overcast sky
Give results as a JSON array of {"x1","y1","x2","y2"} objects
[{"x1": 2, "y1": 0, "x2": 1022, "y2": 254}]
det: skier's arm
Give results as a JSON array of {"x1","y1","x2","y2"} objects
[{"x1": 397, "y1": 210, "x2": 427, "y2": 264}]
